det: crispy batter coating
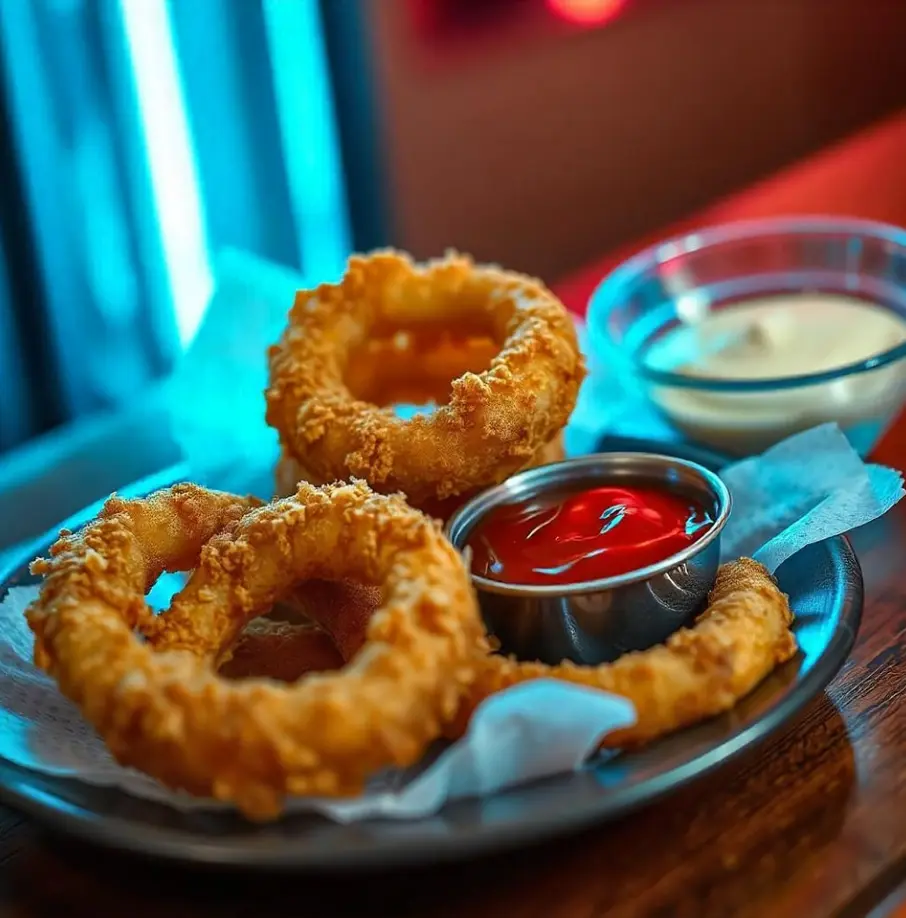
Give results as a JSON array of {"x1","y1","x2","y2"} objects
[
  {"x1": 446, "y1": 558, "x2": 798, "y2": 745},
  {"x1": 274, "y1": 430, "x2": 566, "y2": 520},
  {"x1": 266, "y1": 250, "x2": 585, "y2": 508},
  {"x1": 27, "y1": 481, "x2": 488, "y2": 820}
]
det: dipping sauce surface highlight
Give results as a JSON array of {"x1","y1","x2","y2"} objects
[
  {"x1": 646, "y1": 293, "x2": 906, "y2": 382},
  {"x1": 467, "y1": 485, "x2": 714, "y2": 586},
  {"x1": 643, "y1": 293, "x2": 906, "y2": 454}
]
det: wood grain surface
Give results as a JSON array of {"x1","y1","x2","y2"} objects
[{"x1": 0, "y1": 497, "x2": 904, "y2": 917}]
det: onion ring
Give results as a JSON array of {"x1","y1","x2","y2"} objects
[
  {"x1": 265, "y1": 250, "x2": 585, "y2": 509},
  {"x1": 304, "y1": 558, "x2": 797, "y2": 747},
  {"x1": 274, "y1": 430, "x2": 566, "y2": 519},
  {"x1": 446, "y1": 558, "x2": 797, "y2": 745},
  {"x1": 27, "y1": 480, "x2": 487, "y2": 819}
]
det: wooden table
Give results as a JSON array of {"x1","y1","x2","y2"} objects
[{"x1": 4, "y1": 118, "x2": 906, "y2": 918}]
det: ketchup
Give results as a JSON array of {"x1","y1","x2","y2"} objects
[{"x1": 467, "y1": 485, "x2": 714, "y2": 586}]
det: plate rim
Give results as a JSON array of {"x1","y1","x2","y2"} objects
[{"x1": 0, "y1": 460, "x2": 864, "y2": 871}]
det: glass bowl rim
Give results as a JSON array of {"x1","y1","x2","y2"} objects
[{"x1": 587, "y1": 215, "x2": 906, "y2": 392}]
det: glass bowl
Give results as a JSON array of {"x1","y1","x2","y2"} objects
[{"x1": 586, "y1": 217, "x2": 906, "y2": 456}]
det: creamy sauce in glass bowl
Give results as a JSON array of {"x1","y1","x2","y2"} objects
[{"x1": 643, "y1": 293, "x2": 906, "y2": 455}]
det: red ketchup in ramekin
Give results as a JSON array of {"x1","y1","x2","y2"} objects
[{"x1": 466, "y1": 485, "x2": 715, "y2": 587}]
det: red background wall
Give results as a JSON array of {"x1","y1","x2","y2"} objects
[{"x1": 366, "y1": 0, "x2": 906, "y2": 282}]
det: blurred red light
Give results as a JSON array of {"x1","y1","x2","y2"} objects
[{"x1": 547, "y1": 0, "x2": 627, "y2": 26}]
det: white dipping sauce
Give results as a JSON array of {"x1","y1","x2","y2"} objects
[{"x1": 644, "y1": 293, "x2": 906, "y2": 454}]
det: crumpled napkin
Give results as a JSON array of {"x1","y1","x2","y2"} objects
[
  {"x1": 0, "y1": 423, "x2": 900, "y2": 821},
  {"x1": 164, "y1": 249, "x2": 302, "y2": 494}
]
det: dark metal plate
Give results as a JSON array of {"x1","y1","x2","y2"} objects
[{"x1": 0, "y1": 446, "x2": 863, "y2": 871}]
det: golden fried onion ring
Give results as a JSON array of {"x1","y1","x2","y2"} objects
[
  {"x1": 446, "y1": 558, "x2": 797, "y2": 745},
  {"x1": 266, "y1": 250, "x2": 586, "y2": 508},
  {"x1": 273, "y1": 430, "x2": 567, "y2": 522},
  {"x1": 27, "y1": 480, "x2": 487, "y2": 819},
  {"x1": 304, "y1": 558, "x2": 797, "y2": 748}
]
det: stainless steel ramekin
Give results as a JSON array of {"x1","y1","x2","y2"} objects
[{"x1": 445, "y1": 453, "x2": 732, "y2": 666}]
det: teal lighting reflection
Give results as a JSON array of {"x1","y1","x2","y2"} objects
[
  {"x1": 262, "y1": 0, "x2": 351, "y2": 282},
  {"x1": 118, "y1": 0, "x2": 212, "y2": 350}
]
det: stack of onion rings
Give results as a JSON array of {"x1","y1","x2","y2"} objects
[
  {"x1": 27, "y1": 480, "x2": 488, "y2": 820},
  {"x1": 266, "y1": 250, "x2": 585, "y2": 515}
]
